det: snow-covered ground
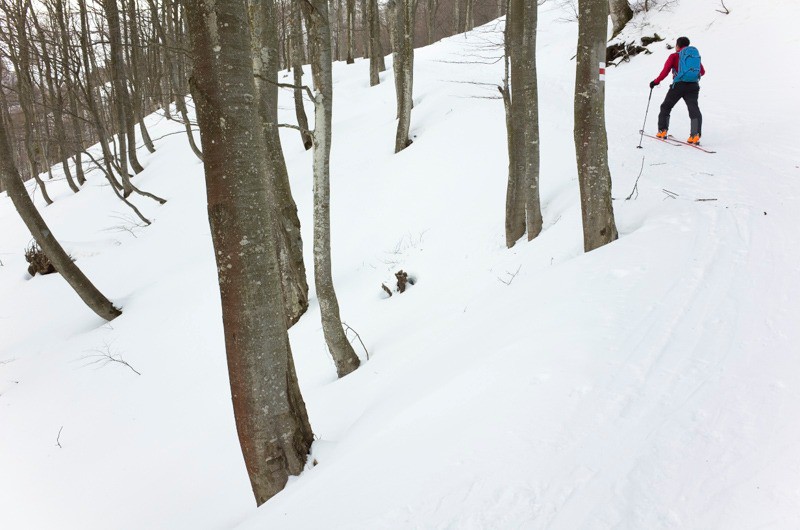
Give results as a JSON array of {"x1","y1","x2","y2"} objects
[{"x1": 2, "y1": 0, "x2": 800, "y2": 528}]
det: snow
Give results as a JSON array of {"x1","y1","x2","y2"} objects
[{"x1": 2, "y1": 0, "x2": 800, "y2": 528}]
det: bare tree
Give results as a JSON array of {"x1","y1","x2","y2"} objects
[
  {"x1": 390, "y1": 0, "x2": 416, "y2": 153},
  {"x1": 504, "y1": 0, "x2": 541, "y2": 247},
  {"x1": 346, "y1": 0, "x2": 356, "y2": 63},
  {"x1": 0, "y1": 112, "x2": 121, "y2": 321},
  {"x1": 300, "y1": 0, "x2": 361, "y2": 378},
  {"x1": 367, "y1": 0, "x2": 385, "y2": 86},
  {"x1": 184, "y1": 0, "x2": 314, "y2": 504},
  {"x1": 289, "y1": 0, "x2": 313, "y2": 149},
  {"x1": 574, "y1": 0, "x2": 618, "y2": 251},
  {"x1": 249, "y1": 0, "x2": 310, "y2": 326}
]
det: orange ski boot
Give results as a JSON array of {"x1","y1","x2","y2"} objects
[
  {"x1": 687, "y1": 134, "x2": 701, "y2": 145},
  {"x1": 656, "y1": 129, "x2": 668, "y2": 139}
]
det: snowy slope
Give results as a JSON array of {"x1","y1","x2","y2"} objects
[{"x1": 2, "y1": 0, "x2": 800, "y2": 528}]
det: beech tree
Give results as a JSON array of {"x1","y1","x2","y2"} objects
[
  {"x1": 0, "y1": 110, "x2": 121, "y2": 322},
  {"x1": 367, "y1": 0, "x2": 385, "y2": 86},
  {"x1": 574, "y1": 0, "x2": 618, "y2": 251},
  {"x1": 184, "y1": 0, "x2": 314, "y2": 505},
  {"x1": 390, "y1": 0, "x2": 416, "y2": 153},
  {"x1": 300, "y1": 0, "x2": 361, "y2": 378},
  {"x1": 504, "y1": 0, "x2": 541, "y2": 248},
  {"x1": 249, "y1": 0, "x2": 310, "y2": 326}
]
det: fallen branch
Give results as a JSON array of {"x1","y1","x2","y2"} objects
[
  {"x1": 626, "y1": 156, "x2": 645, "y2": 200},
  {"x1": 497, "y1": 265, "x2": 522, "y2": 286},
  {"x1": 56, "y1": 426, "x2": 64, "y2": 448},
  {"x1": 80, "y1": 345, "x2": 141, "y2": 376},
  {"x1": 343, "y1": 322, "x2": 369, "y2": 360}
]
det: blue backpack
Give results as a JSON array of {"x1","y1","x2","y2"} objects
[{"x1": 673, "y1": 46, "x2": 702, "y2": 83}]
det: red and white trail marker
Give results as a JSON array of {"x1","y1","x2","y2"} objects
[{"x1": 599, "y1": 62, "x2": 606, "y2": 81}]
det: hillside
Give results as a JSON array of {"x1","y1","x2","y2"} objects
[{"x1": 2, "y1": 1, "x2": 800, "y2": 528}]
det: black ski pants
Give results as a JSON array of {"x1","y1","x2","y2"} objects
[{"x1": 658, "y1": 81, "x2": 702, "y2": 136}]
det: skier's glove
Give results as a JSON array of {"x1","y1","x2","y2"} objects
[{"x1": 649, "y1": 81, "x2": 659, "y2": 89}]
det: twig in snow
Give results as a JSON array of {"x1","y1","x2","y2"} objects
[
  {"x1": 80, "y1": 344, "x2": 141, "y2": 376},
  {"x1": 343, "y1": 322, "x2": 369, "y2": 360},
  {"x1": 662, "y1": 188, "x2": 678, "y2": 200},
  {"x1": 497, "y1": 265, "x2": 522, "y2": 286},
  {"x1": 56, "y1": 426, "x2": 64, "y2": 448},
  {"x1": 626, "y1": 156, "x2": 645, "y2": 200},
  {"x1": 716, "y1": 0, "x2": 730, "y2": 14},
  {"x1": 695, "y1": 198, "x2": 718, "y2": 202}
]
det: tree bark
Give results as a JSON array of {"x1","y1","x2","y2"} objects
[
  {"x1": 609, "y1": 0, "x2": 633, "y2": 38},
  {"x1": 184, "y1": 0, "x2": 314, "y2": 505},
  {"x1": 346, "y1": 0, "x2": 356, "y2": 63},
  {"x1": 0, "y1": 116, "x2": 121, "y2": 321},
  {"x1": 103, "y1": 0, "x2": 136, "y2": 195},
  {"x1": 54, "y1": 0, "x2": 87, "y2": 186},
  {"x1": 575, "y1": 0, "x2": 618, "y2": 252},
  {"x1": 391, "y1": 0, "x2": 415, "y2": 153},
  {"x1": 250, "y1": 0, "x2": 311, "y2": 327},
  {"x1": 368, "y1": 0, "x2": 385, "y2": 85},
  {"x1": 300, "y1": 0, "x2": 362, "y2": 378},
  {"x1": 290, "y1": 2, "x2": 314, "y2": 149},
  {"x1": 7, "y1": 2, "x2": 53, "y2": 204}
]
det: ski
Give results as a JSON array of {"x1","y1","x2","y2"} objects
[
  {"x1": 638, "y1": 130, "x2": 684, "y2": 147},
  {"x1": 667, "y1": 135, "x2": 717, "y2": 153}
]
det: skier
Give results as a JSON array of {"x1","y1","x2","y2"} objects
[{"x1": 650, "y1": 37, "x2": 706, "y2": 145}]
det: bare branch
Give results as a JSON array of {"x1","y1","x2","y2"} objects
[{"x1": 343, "y1": 322, "x2": 370, "y2": 360}]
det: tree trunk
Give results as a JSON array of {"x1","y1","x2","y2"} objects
[
  {"x1": 609, "y1": 0, "x2": 633, "y2": 38},
  {"x1": 346, "y1": 0, "x2": 356, "y2": 63},
  {"x1": 301, "y1": 0, "x2": 362, "y2": 378},
  {"x1": 368, "y1": 0, "x2": 384, "y2": 85},
  {"x1": 103, "y1": 0, "x2": 136, "y2": 195},
  {"x1": 0, "y1": 117, "x2": 121, "y2": 321},
  {"x1": 8, "y1": 3, "x2": 53, "y2": 205},
  {"x1": 464, "y1": 0, "x2": 473, "y2": 32},
  {"x1": 426, "y1": 0, "x2": 437, "y2": 44},
  {"x1": 184, "y1": 0, "x2": 314, "y2": 505},
  {"x1": 54, "y1": 0, "x2": 87, "y2": 186},
  {"x1": 392, "y1": 0, "x2": 415, "y2": 153},
  {"x1": 250, "y1": 0, "x2": 310, "y2": 327},
  {"x1": 360, "y1": 0, "x2": 368, "y2": 58},
  {"x1": 575, "y1": 0, "x2": 618, "y2": 252},
  {"x1": 290, "y1": 2, "x2": 314, "y2": 149}
]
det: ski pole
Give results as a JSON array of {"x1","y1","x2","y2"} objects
[{"x1": 637, "y1": 87, "x2": 654, "y2": 149}]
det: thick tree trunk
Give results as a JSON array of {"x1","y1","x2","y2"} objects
[
  {"x1": 609, "y1": 0, "x2": 633, "y2": 38},
  {"x1": 250, "y1": 0, "x2": 310, "y2": 327},
  {"x1": 301, "y1": 0, "x2": 362, "y2": 378},
  {"x1": 504, "y1": 0, "x2": 525, "y2": 246},
  {"x1": 575, "y1": 0, "x2": 618, "y2": 252},
  {"x1": 184, "y1": 0, "x2": 313, "y2": 505},
  {"x1": 0, "y1": 118, "x2": 121, "y2": 321}
]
